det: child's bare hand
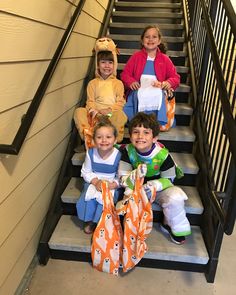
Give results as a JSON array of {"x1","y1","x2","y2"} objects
[
  {"x1": 130, "y1": 81, "x2": 140, "y2": 90},
  {"x1": 94, "y1": 179, "x2": 102, "y2": 192},
  {"x1": 152, "y1": 80, "x2": 162, "y2": 88},
  {"x1": 161, "y1": 81, "x2": 172, "y2": 91},
  {"x1": 89, "y1": 108, "x2": 98, "y2": 119},
  {"x1": 108, "y1": 181, "x2": 118, "y2": 190}
]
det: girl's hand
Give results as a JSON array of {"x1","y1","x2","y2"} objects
[
  {"x1": 161, "y1": 81, "x2": 172, "y2": 91},
  {"x1": 89, "y1": 108, "x2": 98, "y2": 119},
  {"x1": 108, "y1": 181, "x2": 118, "y2": 190},
  {"x1": 152, "y1": 80, "x2": 162, "y2": 88},
  {"x1": 91, "y1": 178, "x2": 102, "y2": 192},
  {"x1": 94, "y1": 180, "x2": 102, "y2": 192},
  {"x1": 130, "y1": 81, "x2": 140, "y2": 90}
]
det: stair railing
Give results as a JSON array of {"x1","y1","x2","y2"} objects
[
  {"x1": 0, "y1": 0, "x2": 86, "y2": 155},
  {"x1": 183, "y1": 0, "x2": 236, "y2": 282},
  {"x1": 184, "y1": 0, "x2": 236, "y2": 232}
]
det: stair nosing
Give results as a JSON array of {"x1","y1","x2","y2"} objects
[
  {"x1": 61, "y1": 177, "x2": 203, "y2": 215},
  {"x1": 49, "y1": 215, "x2": 208, "y2": 265},
  {"x1": 112, "y1": 11, "x2": 183, "y2": 18},
  {"x1": 115, "y1": 2, "x2": 181, "y2": 9},
  {"x1": 109, "y1": 22, "x2": 184, "y2": 30}
]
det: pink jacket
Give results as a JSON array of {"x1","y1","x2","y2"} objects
[{"x1": 120, "y1": 48, "x2": 180, "y2": 91}]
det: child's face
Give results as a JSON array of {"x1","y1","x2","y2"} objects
[
  {"x1": 142, "y1": 28, "x2": 161, "y2": 52},
  {"x1": 98, "y1": 60, "x2": 114, "y2": 79},
  {"x1": 130, "y1": 125, "x2": 157, "y2": 153},
  {"x1": 94, "y1": 126, "x2": 116, "y2": 154}
]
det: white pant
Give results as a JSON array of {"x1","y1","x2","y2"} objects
[{"x1": 157, "y1": 186, "x2": 191, "y2": 236}]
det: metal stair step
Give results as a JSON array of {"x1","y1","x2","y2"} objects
[
  {"x1": 115, "y1": 2, "x2": 182, "y2": 9},
  {"x1": 176, "y1": 84, "x2": 191, "y2": 93},
  {"x1": 112, "y1": 11, "x2": 183, "y2": 19},
  {"x1": 71, "y1": 151, "x2": 199, "y2": 175},
  {"x1": 109, "y1": 22, "x2": 184, "y2": 30},
  {"x1": 175, "y1": 103, "x2": 193, "y2": 115},
  {"x1": 61, "y1": 177, "x2": 203, "y2": 215},
  {"x1": 49, "y1": 215, "x2": 208, "y2": 265},
  {"x1": 118, "y1": 48, "x2": 187, "y2": 58}
]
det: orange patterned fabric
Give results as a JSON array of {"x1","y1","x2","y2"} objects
[
  {"x1": 91, "y1": 181, "x2": 123, "y2": 275},
  {"x1": 160, "y1": 96, "x2": 176, "y2": 132},
  {"x1": 83, "y1": 113, "x2": 98, "y2": 149},
  {"x1": 122, "y1": 176, "x2": 154, "y2": 272},
  {"x1": 91, "y1": 170, "x2": 155, "y2": 275}
]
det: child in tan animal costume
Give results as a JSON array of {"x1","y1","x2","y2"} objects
[{"x1": 74, "y1": 37, "x2": 127, "y2": 146}]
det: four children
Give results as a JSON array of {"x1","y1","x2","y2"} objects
[{"x1": 75, "y1": 26, "x2": 191, "y2": 245}]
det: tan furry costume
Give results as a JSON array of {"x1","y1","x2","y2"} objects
[{"x1": 74, "y1": 37, "x2": 127, "y2": 144}]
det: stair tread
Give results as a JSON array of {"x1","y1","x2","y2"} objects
[
  {"x1": 110, "y1": 22, "x2": 184, "y2": 30},
  {"x1": 72, "y1": 151, "x2": 199, "y2": 174},
  {"x1": 61, "y1": 177, "x2": 203, "y2": 215},
  {"x1": 113, "y1": 11, "x2": 183, "y2": 18},
  {"x1": 115, "y1": 2, "x2": 181, "y2": 9},
  {"x1": 175, "y1": 103, "x2": 193, "y2": 115},
  {"x1": 118, "y1": 48, "x2": 187, "y2": 57},
  {"x1": 49, "y1": 215, "x2": 208, "y2": 265}
]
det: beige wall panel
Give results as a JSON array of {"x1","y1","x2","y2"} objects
[
  {"x1": 0, "y1": 225, "x2": 43, "y2": 295},
  {"x1": 0, "y1": 103, "x2": 29, "y2": 144},
  {"x1": 0, "y1": 138, "x2": 68, "y2": 246},
  {"x1": 62, "y1": 33, "x2": 96, "y2": 58},
  {"x1": 0, "y1": 13, "x2": 63, "y2": 62},
  {"x1": 74, "y1": 11, "x2": 101, "y2": 37},
  {"x1": 0, "y1": 109, "x2": 73, "y2": 204},
  {"x1": 83, "y1": 0, "x2": 106, "y2": 21},
  {"x1": 97, "y1": 0, "x2": 109, "y2": 9},
  {"x1": 68, "y1": 0, "x2": 81, "y2": 6},
  {"x1": 0, "y1": 57, "x2": 89, "y2": 113},
  {"x1": 0, "y1": 171, "x2": 59, "y2": 287},
  {"x1": 0, "y1": 80, "x2": 83, "y2": 144},
  {"x1": 47, "y1": 57, "x2": 90, "y2": 92},
  {"x1": 0, "y1": 0, "x2": 75, "y2": 28},
  {"x1": 0, "y1": 61, "x2": 49, "y2": 112},
  {"x1": 28, "y1": 81, "x2": 83, "y2": 140}
]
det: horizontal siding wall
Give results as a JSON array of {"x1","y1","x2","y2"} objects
[{"x1": 0, "y1": 0, "x2": 109, "y2": 294}]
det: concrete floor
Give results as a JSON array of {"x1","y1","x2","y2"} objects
[{"x1": 24, "y1": 230, "x2": 236, "y2": 295}]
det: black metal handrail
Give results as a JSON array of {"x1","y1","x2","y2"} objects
[
  {"x1": 199, "y1": 0, "x2": 236, "y2": 232},
  {"x1": 185, "y1": 0, "x2": 236, "y2": 233},
  {"x1": 0, "y1": 0, "x2": 86, "y2": 155},
  {"x1": 200, "y1": 0, "x2": 236, "y2": 167}
]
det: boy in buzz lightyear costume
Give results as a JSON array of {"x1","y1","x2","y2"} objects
[{"x1": 117, "y1": 112, "x2": 191, "y2": 244}]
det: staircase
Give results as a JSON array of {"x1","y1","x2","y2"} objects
[{"x1": 42, "y1": 0, "x2": 210, "y2": 277}]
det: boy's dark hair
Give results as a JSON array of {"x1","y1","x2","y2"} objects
[
  {"x1": 97, "y1": 50, "x2": 114, "y2": 64},
  {"x1": 140, "y1": 25, "x2": 167, "y2": 54},
  {"x1": 128, "y1": 112, "x2": 160, "y2": 137},
  {"x1": 93, "y1": 116, "x2": 118, "y2": 139}
]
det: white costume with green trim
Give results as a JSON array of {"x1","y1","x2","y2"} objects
[{"x1": 118, "y1": 143, "x2": 191, "y2": 237}]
